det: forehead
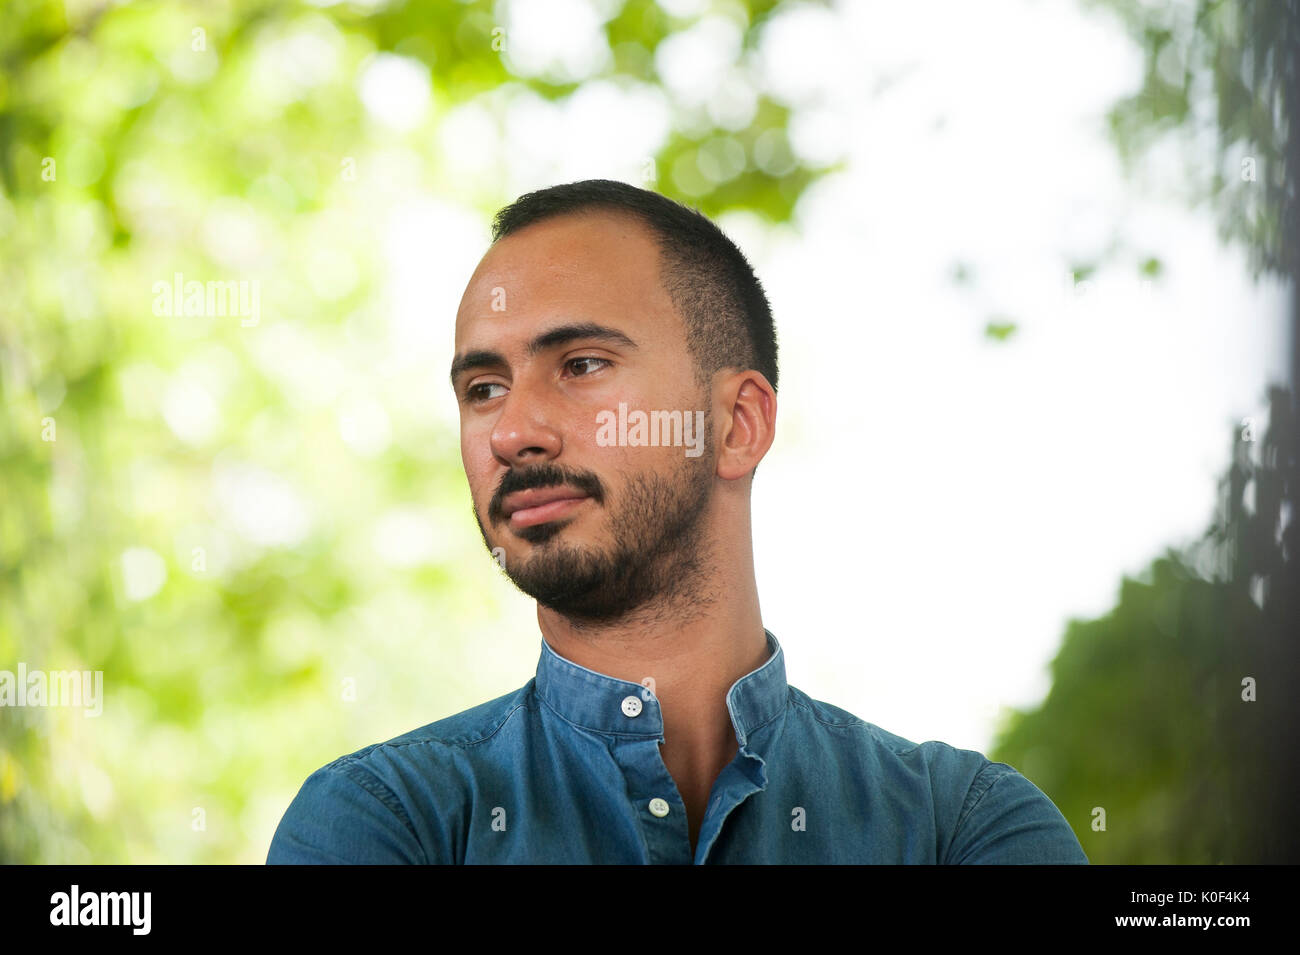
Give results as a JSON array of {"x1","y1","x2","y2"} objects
[{"x1": 454, "y1": 210, "x2": 680, "y2": 349}]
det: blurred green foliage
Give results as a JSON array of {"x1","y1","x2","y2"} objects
[
  {"x1": 3, "y1": 0, "x2": 1294, "y2": 866},
  {"x1": 0, "y1": 0, "x2": 828, "y2": 862},
  {"x1": 993, "y1": 0, "x2": 1300, "y2": 862},
  {"x1": 1090, "y1": 0, "x2": 1297, "y2": 279},
  {"x1": 993, "y1": 389, "x2": 1297, "y2": 862},
  {"x1": 982, "y1": 318, "x2": 1017, "y2": 342}
]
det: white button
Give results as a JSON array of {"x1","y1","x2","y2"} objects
[
  {"x1": 648, "y1": 798, "x2": 670, "y2": 817},
  {"x1": 621, "y1": 695, "x2": 643, "y2": 717}
]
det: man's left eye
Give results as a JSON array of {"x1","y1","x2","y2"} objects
[{"x1": 565, "y1": 357, "x2": 609, "y2": 376}]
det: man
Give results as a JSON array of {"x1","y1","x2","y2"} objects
[{"x1": 267, "y1": 179, "x2": 1087, "y2": 864}]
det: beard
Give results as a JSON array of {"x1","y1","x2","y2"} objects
[{"x1": 474, "y1": 419, "x2": 716, "y2": 625}]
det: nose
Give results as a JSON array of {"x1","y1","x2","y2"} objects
[{"x1": 489, "y1": 380, "x2": 563, "y2": 468}]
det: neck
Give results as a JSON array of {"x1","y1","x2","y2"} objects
[
  {"x1": 537, "y1": 514, "x2": 769, "y2": 845},
  {"x1": 536, "y1": 514, "x2": 767, "y2": 711},
  {"x1": 537, "y1": 571, "x2": 767, "y2": 704}
]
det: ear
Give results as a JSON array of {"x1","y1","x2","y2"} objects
[{"x1": 714, "y1": 370, "x2": 776, "y2": 481}]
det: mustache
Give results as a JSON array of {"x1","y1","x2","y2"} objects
[{"x1": 488, "y1": 464, "x2": 606, "y2": 524}]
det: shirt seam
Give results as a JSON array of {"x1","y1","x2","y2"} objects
[
  {"x1": 744, "y1": 699, "x2": 785, "y2": 738},
  {"x1": 325, "y1": 761, "x2": 430, "y2": 865},
  {"x1": 787, "y1": 693, "x2": 922, "y2": 755},
  {"x1": 329, "y1": 699, "x2": 534, "y2": 760},
  {"x1": 946, "y1": 762, "x2": 1016, "y2": 862}
]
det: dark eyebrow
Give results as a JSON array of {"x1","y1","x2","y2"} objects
[{"x1": 449, "y1": 322, "x2": 639, "y2": 388}]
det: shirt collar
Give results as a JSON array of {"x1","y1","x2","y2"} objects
[{"x1": 534, "y1": 628, "x2": 787, "y2": 747}]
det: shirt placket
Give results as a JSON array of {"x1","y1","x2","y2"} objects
[
  {"x1": 608, "y1": 691, "x2": 693, "y2": 865},
  {"x1": 693, "y1": 749, "x2": 767, "y2": 863}
]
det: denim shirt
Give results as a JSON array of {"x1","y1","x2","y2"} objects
[{"x1": 267, "y1": 630, "x2": 1088, "y2": 864}]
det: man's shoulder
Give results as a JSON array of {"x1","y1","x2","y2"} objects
[
  {"x1": 785, "y1": 684, "x2": 1087, "y2": 863},
  {"x1": 267, "y1": 682, "x2": 539, "y2": 864},
  {"x1": 323, "y1": 681, "x2": 537, "y2": 775},
  {"x1": 786, "y1": 683, "x2": 990, "y2": 773}
]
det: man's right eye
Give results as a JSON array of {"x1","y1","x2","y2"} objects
[{"x1": 466, "y1": 382, "x2": 507, "y2": 402}]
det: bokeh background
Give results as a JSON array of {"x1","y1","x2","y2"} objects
[{"x1": 1, "y1": 0, "x2": 1296, "y2": 864}]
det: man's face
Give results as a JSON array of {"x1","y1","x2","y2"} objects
[{"x1": 451, "y1": 211, "x2": 717, "y2": 623}]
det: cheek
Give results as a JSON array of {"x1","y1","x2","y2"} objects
[
  {"x1": 570, "y1": 406, "x2": 603, "y2": 449},
  {"x1": 580, "y1": 388, "x2": 656, "y2": 452},
  {"x1": 461, "y1": 415, "x2": 495, "y2": 460},
  {"x1": 460, "y1": 432, "x2": 496, "y2": 496}
]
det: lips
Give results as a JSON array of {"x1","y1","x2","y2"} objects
[
  {"x1": 502, "y1": 487, "x2": 589, "y2": 516},
  {"x1": 501, "y1": 487, "x2": 592, "y2": 528}
]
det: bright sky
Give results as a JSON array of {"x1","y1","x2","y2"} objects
[{"x1": 342, "y1": 0, "x2": 1291, "y2": 754}]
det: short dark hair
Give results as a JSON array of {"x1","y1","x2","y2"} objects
[{"x1": 490, "y1": 179, "x2": 778, "y2": 395}]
